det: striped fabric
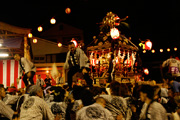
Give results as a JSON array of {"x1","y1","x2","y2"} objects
[{"x1": 0, "y1": 60, "x2": 25, "y2": 88}]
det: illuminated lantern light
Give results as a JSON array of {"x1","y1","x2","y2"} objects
[
  {"x1": 28, "y1": 33, "x2": 33, "y2": 38},
  {"x1": 37, "y1": 26, "x2": 43, "y2": 32},
  {"x1": 91, "y1": 59, "x2": 96, "y2": 66},
  {"x1": 33, "y1": 38, "x2": 37, "y2": 43},
  {"x1": 143, "y1": 50, "x2": 146, "y2": 53},
  {"x1": 110, "y1": 28, "x2": 120, "y2": 39},
  {"x1": 124, "y1": 59, "x2": 132, "y2": 67},
  {"x1": 58, "y1": 42, "x2": 62, "y2": 47},
  {"x1": 65, "y1": 7, "x2": 71, "y2": 14},
  {"x1": 167, "y1": 48, "x2": 170, "y2": 52},
  {"x1": 50, "y1": 17, "x2": 56, "y2": 24},
  {"x1": 151, "y1": 49, "x2": 155, "y2": 53},
  {"x1": 115, "y1": 57, "x2": 119, "y2": 63},
  {"x1": 144, "y1": 68, "x2": 149, "y2": 75},
  {"x1": 160, "y1": 49, "x2": 163, "y2": 52},
  {"x1": 71, "y1": 38, "x2": 78, "y2": 47},
  {"x1": 145, "y1": 40, "x2": 152, "y2": 50},
  {"x1": 46, "y1": 70, "x2": 49, "y2": 73},
  {"x1": 174, "y1": 47, "x2": 177, "y2": 51}
]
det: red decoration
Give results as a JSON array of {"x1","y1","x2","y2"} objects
[
  {"x1": 145, "y1": 40, "x2": 152, "y2": 50},
  {"x1": 65, "y1": 7, "x2": 71, "y2": 14},
  {"x1": 144, "y1": 68, "x2": 149, "y2": 75},
  {"x1": 71, "y1": 38, "x2": 78, "y2": 47}
]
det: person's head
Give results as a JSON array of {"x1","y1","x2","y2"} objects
[
  {"x1": 51, "y1": 86, "x2": 65, "y2": 102},
  {"x1": 68, "y1": 42, "x2": 76, "y2": 53},
  {"x1": 46, "y1": 74, "x2": 50, "y2": 79},
  {"x1": 0, "y1": 84, "x2": 6, "y2": 99},
  {"x1": 80, "y1": 89, "x2": 94, "y2": 106},
  {"x1": 14, "y1": 54, "x2": 21, "y2": 61},
  {"x1": 72, "y1": 85, "x2": 84, "y2": 100},
  {"x1": 139, "y1": 84, "x2": 154, "y2": 102},
  {"x1": 96, "y1": 97, "x2": 106, "y2": 108},
  {"x1": 29, "y1": 85, "x2": 43, "y2": 98},
  {"x1": 110, "y1": 81, "x2": 121, "y2": 96},
  {"x1": 38, "y1": 75, "x2": 41, "y2": 79},
  {"x1": 163, "y1": 73, "x2": 173, "y2": 84},
  {"x1": 118, "y1": 83, "x2": 130, "y2": 97},
  {"x1": 168, "y1": 87, "x2": 174, "y2": 98}
]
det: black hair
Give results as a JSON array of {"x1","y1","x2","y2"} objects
[
  {"x1": 72, "y1": 85, "x2": 84, "y2": 100},
  {"x1": 110, "y1": 81, "x2": 121, "y2": 96},
  {"x1": 140, "y1": 84, "x2": 154, "y2": 100},
  {"x1": 80, "y1": 89, "x2": 95, "y2": 106},
  {"x1": 0, "y1": 84, "x2": 4, "y2": 89},
  {"x1": 67, "y1": 41, "x2": 74, "y2": 45},
  {"x1": 51, "y1": 86, "x2": 65, "y2": 102}
]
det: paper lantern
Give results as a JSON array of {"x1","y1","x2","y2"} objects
[
  {"x1": 174, "y1": 47, "x2": 177, "y2": 51},
  {"x1": 110, "y1": 28, "x2": 120, "y2": 39},
  {"x1": 151, "y1": 49, "x2": 155, "y2": 53},
  {"x1": 33, "y1": 38, "x2": 37, "y2": 43},
  {"x1": 160, "y1": 49, "x2": 163, "y2": 52},
  {"x1": 144, "y1": 68, "x2": 149, "y2": 75},
  {"x1": 143, "y1": 50, "x2": 146, "y2": 53},
  {"x1": 50, "y1": 18, "x2": 56, "y2": 24},
  {"x1": 91, "y1": 59, "x2": 96, "y2": 66},
  {"x1": 37, "y1": 26, "x2": 43, "y2": 32},
  {"x1": 65, "y1": 7, "x2": 71, "y2": 14},
  {"x1": 28, "y1": 33, "x2": 33, "y2": 38},
  {"x1": 71, "y1": 38, "x2": 78, "y2": 47},
  {"x1": 58, "y1": 43, "x2": 62, "y2": 47},
  {"x1": 167, "y1": 48, "x2": 170, "y2": 52},
  {"x1": 145, "y1": 40, "x2": 152, "y2": 50}
]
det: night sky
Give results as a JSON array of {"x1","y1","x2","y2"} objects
[{"x1": 0, "y1": 0, "x2": 180, "y2": 81}]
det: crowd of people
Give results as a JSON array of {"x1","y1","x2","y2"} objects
[
  {"x1": 1, "y1": 41, "x2": 180, "y2": 120},
  {"x1": 0, "y1": 73, "x2": 180, "y2": 120}
]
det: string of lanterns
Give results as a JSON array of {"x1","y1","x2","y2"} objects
[
  {"x1": 142, "y1": 47, "x2": 178, "y2": 53},
  {"x1": 27, "y1": 7, "x2": 71, "y2": 46}
]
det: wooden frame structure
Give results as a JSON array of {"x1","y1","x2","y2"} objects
[{"x1": 0, "y1": 22, "x2": 31, "y2": 59}]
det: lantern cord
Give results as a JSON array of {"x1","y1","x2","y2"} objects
[{"x1": 127, "y1": 39, "x2": 139, "y2": 50}]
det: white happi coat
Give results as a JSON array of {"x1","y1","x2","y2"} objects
[
  {"x1": 139, "y1": 101, "x2": 167, "y2": 120},
  {"x1": 19, "y1": 57, "x2": 36, "y2": 76},
  {"x1": 0, "y1": 100, "x2": 14, "y2": 120},
  {"x1": 100, "y1": 95, "x2": 128, "y2": 119},
  {"x1": 48, "y1": 101, "x2": 67, "y2": 120},
  {"x1": 76, "y1": 103, "x2": 114, "y2": 120},
  {"x1": 162, "y1": 58, "x2": 180, "y2": 77},
  {"x1": 64, "y1": 47, "x2": 89, "y2": 69},
  {"x1": 20, "y1": 96, "x2": 54, "y2": 120}
]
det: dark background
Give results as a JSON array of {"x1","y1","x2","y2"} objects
[{"x1": 0, "y1": 0, "x2": 180, "y2": 82}]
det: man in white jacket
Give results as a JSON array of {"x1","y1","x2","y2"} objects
[
  {"x1": 64, "y1": 42, "x2": 92, "y2": 89},
  {"x1": 14, "y1": 54, "x2": 36, "y2": 86},
  {"x1": 162, "y1": 54, "x2": 180, "y2": 81},
  {"x1": 20, "y1": 85, "x2": 55, "y2": 120}
]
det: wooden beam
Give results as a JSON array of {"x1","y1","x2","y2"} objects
[
  {"x1": 0, "y1": 22, "x2": 31, "y2": 35},
  {"x1": 36, "y1": 67, "x2": 63, "y2": 71},
  {"x1": 34, "y1": 63, "x2": 64, "y2": 67},
  {"x1": 0, "y1": 34, "x2": 24, "y2": 37}
]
